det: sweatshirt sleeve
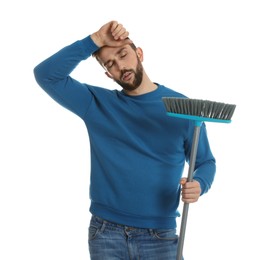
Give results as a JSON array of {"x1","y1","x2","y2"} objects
[
  {"x1": 185, "y1": 121, "x2": 216, "y2": 195},
  {"x1": 33, "y1": 35, "x2": 99, "y2": 119}
]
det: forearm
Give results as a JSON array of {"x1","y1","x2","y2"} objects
[
  {"x1": 193, "y1": 159, "x2": 216, "y2": 195},
  {"x1": 33, "y1": 36, "x2": 98, "y2": 88},
  {"x1": 186, "y1": 122, "x2": 216, "y2": 195},
  {"x1": 33, "y1": 36, "x2": 99, "y2": 119}
]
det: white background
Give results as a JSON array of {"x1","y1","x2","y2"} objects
[{"x1": 1, "y1": 0, "x2": 259, "y2": 259}]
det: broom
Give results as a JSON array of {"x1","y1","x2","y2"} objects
[{"x1": 162, "y1": 97, "x2": 236, "y2": 260}]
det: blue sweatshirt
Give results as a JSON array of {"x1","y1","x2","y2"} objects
[{"x1": 34, "y1": 36, "x2": 216, "y2": 229}]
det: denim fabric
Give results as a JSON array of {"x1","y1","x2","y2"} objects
[{"x1": 88, "y1": 215, "x2": 183, "y2": 260}]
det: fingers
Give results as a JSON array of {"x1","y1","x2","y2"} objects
[
  {"x1": 91, "y1": 20, "x2": 131, "y2": 48},
  {"x1": 180, "y1": 179, "x2": 201, "y2": 203},
  {"x1": 110, "y1": 21, "x2": 129, "y2": 40}
]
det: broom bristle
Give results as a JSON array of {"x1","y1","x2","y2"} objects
[{"x1": 162, "y1": 97, "x2": 236, "y2": 120}]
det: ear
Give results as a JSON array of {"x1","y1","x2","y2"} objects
[
  {"x1": 105, "y1": 71, "x2": 113, "y2": 79},
  {"x1": 136, "y1": 47, "x2": 144, "y2": 62}
]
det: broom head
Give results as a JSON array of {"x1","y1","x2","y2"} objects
[{"x1": 162, "y1": 97, "x2": 236, "y2": 123}]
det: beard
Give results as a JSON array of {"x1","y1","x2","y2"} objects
[{"x1": 114, "y1": 57, "x2": 143, "y2": 92}]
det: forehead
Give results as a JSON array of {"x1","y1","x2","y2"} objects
[{"x1": 97, "y1": 44, "x2": 133, "y2": 63}]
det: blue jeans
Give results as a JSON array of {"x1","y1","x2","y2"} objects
[{"x1": 88, "y1": 215, "x2": 183, "y2": 260}]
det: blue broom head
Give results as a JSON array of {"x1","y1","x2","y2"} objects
[{"x1": 162, "y1": 97, "x2": 236, "y2": 124}]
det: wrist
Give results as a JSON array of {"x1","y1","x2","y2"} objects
[{"x1": 90, "y1": 32, "x2": 103, "y2": 48}]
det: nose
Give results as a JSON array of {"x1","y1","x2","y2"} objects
[{"x1": 117, "y1": 60, "x2": 126, "y2": 71}]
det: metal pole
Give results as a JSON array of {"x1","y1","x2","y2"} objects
[{"x1": 176, "y1": 125, "x2": 201, "y2": 260}]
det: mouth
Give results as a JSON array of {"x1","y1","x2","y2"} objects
[{"x1": 122, "y1": 71, "x2": 133, "y2": 81}]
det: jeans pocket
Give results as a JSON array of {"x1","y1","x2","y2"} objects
[
  {"x1": 89, "y1": 216, "x2": 106, "y2": 241},
  {"x1": 88, "y1": 224, "x2": 101, "y2": 241},
  {"x1": 153, "y1": 229, "x2": 178, "y2": 241}
]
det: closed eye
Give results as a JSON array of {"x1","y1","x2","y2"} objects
[
  {"x1": 104, "y1": 48, "x2": 128, "y2": 69},
  {"x1": 120, "y1": 52, "x2": 127, "y2": 59},
  {"x1": 106, "y1": 61, "x2": 114, "y2": 69}
]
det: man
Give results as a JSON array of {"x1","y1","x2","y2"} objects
[{"x1": 34, "y1": 20, "x2": 216, "y2": 259}]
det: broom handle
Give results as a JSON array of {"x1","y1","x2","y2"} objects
[{"x1": 176, "y1": 124, "x2": 201, "y2": 260}]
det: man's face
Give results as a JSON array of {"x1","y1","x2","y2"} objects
[{"x1": 97, "y1": 44, "x2": 144, "y2": 92}]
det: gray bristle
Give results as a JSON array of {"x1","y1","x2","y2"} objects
[{"x1": 162, "y1": 97, "x2": 236, "y2": 120}]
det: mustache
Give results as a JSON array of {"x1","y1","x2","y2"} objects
[{"x1": 120, "y1": 69, "x2": 135, "y2": 79}]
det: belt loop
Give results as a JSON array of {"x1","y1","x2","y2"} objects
[
  {"x1": 100, "y1": 219, "x2": 107, "y2": 233},
  {"x1": 149, "y1": 228, "x2": 154, "y2": 236}
]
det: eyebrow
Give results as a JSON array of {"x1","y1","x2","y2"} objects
[{"x1": 103, "y1": 47, "x2": 127, "y2": 68}]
